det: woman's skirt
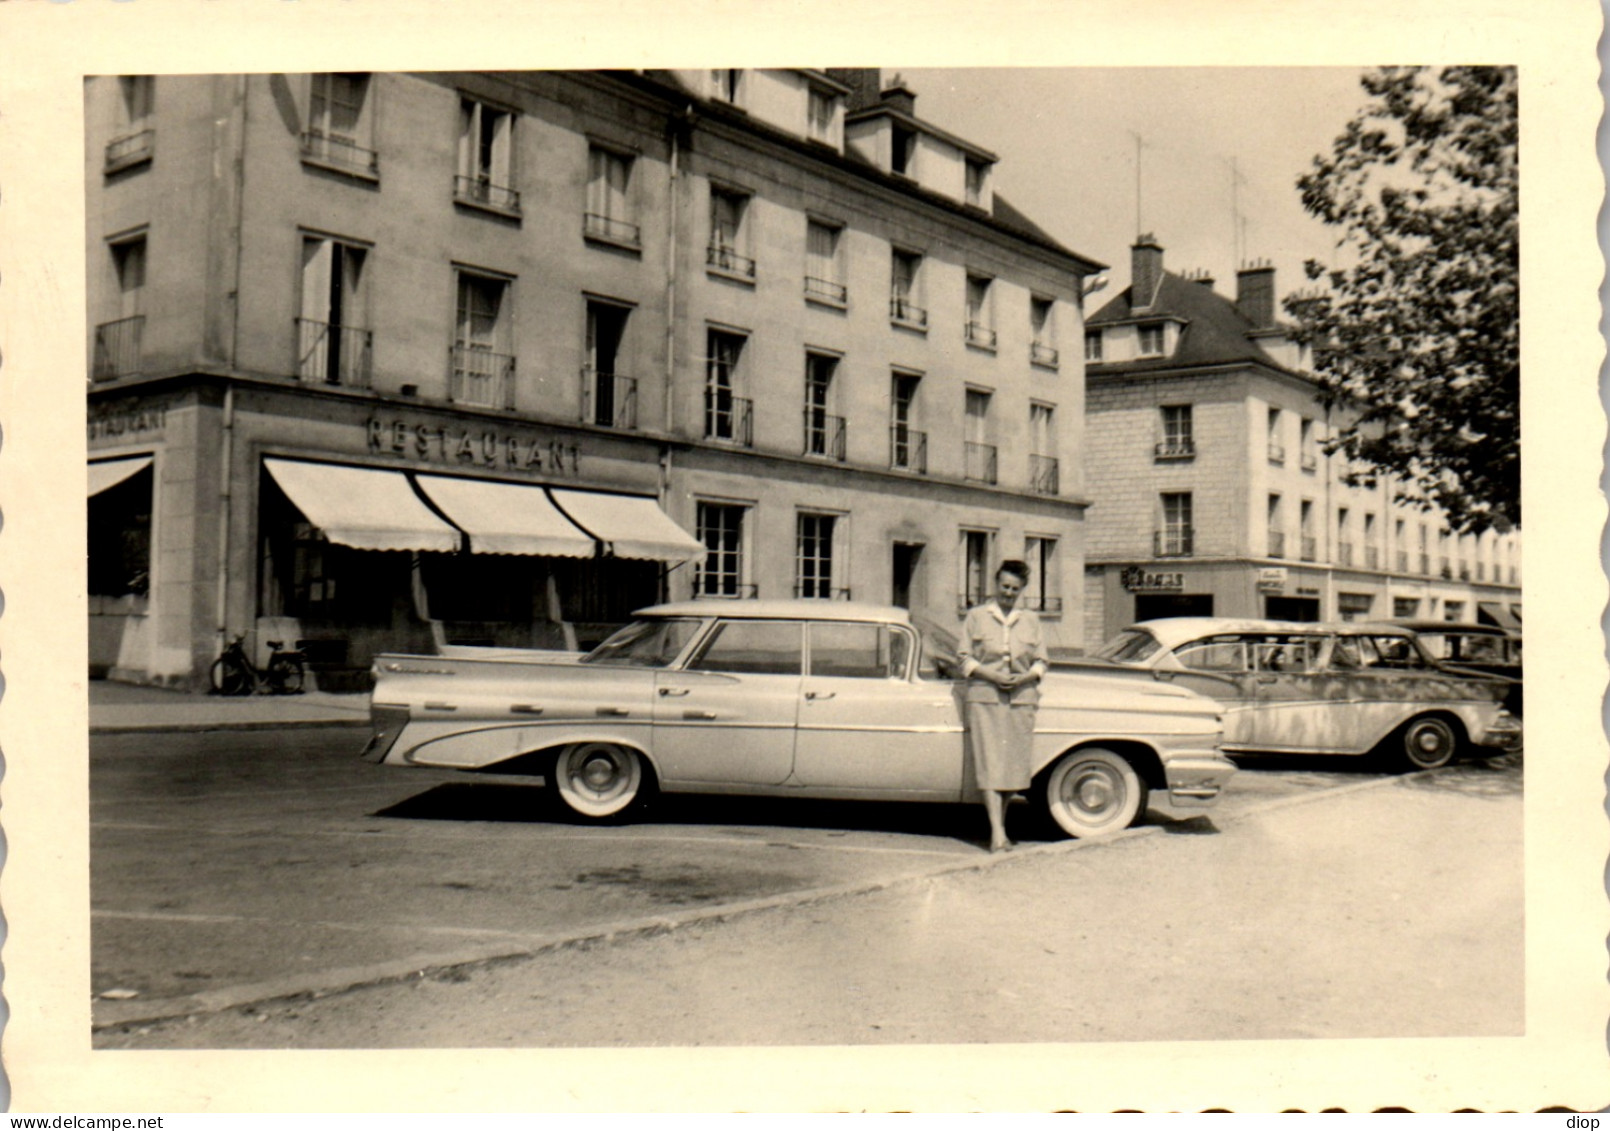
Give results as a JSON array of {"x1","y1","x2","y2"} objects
[{"x1": 965, "y1": 693, "x2": 1036, "y2": 791}]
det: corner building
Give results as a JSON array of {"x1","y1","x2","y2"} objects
[{"x1": 85, "y1": 70, "x2": 1102, "y2": 687}]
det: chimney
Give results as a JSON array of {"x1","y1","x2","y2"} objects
[
  {"x1": 1236, "y1": 260, "x2": 1277, "y2": 329},
  {"x1": 825, "y1": 68, "x2": 882, "y2": 113},
  {"x1": 879, "y1": 73, "x2": 917, "y2": 117},
  {"x1": 1186, "y1": 268, "x2": 1215, "y2": 291},
  {"x1": 1131, "y1": 234, "x2": 1164, "y2": 311}
]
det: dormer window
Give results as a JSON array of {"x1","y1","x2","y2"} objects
[
  {"x1": 712, "y1": 69, "x2": 744, "y2": 105},
  {"x1": 891, "y1": 123, "x2": 918, "y2": 178},
  {"x1": 808, "y1": 87, "x2": 837, "y2": 145},
  {"x1": 1084, "y1": 329, "x2": 1103, "y2": 362},
  {"x1": 1138, "y1": 322, "x2": 1165, "y2": 357},
  {"x1": 965, "y1": 158, "x2": 989, "y2": 208}
]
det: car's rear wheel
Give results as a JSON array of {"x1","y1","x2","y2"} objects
[
  {"x1": 552, "y1": 742, "x2": 646, "y2": 819},
  {"x1": 1396, "y1": 715, "x2": 1459, "y2": 772},
  {"x1": 1038, "y1": 746, "x2": 1148, "y2": 839}
]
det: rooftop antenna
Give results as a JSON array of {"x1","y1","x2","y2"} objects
[
  {"x1": 1130, "y1": 131, "x2": 1146, "y2": 237},
  {"x1": 1228, "y1": 157, "x2": 1249, "y2": 268}
]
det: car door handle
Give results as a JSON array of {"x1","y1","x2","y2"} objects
[
  {"x1": 658, "y1": 687, "x2": 691, "y2": 697},
  {"x1": 1255, "y1": 675, "x2": 1278, "y2": 684},
  {"x1": 509, "y1": 704, "x2": 544, "y2": 716},
  {"x1": 596, "y1": 706, "x2": 630, "y2": 717},
  {"x1": 682, "y1": 709, "x2": 717, "y2": 720},
  {"x1": 805, "y1": 690, "x2": 836, "y2": 701}
]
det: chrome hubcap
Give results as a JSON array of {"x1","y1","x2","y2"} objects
[
  {"x1": 1416, "y1": 730, "x2": 1442, "y2": 753},
  {"x1": 581, "y1": 755, "x2": 619, "y2": 790},
  {"x1": 1072, "y1": 770, "x2": 1116, "y2": 813}
]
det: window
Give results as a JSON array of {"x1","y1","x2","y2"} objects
[
  {"x1": 93, "y1": 236, "x2": 147, "y2": 381},
  {"x1": 803, "y1": 354, "x2": 844, "y2": 460},
  {"x1": 1024, "y1": 536, "x2": 1060, "y2": 614},
  {"x1": 585, "y1": 146, "x2": 639, "y2": 247},
  {"x1": 689, "y1": 620, "x2": 806, "y2": 677},
  {"x1": 106, "y1": 76, "x2": 155, "y2": 172},
  {"x1": 708, "y1": 186, "x2": 755, "y2": 278},
  {"x1": 796, "y1": 513, "x2": 841, "y2": 599},
  {"x1": 711, "y1": 69, "x2": 744, "y2": 105},
  {"x1": 964, "y1": 389, "x2": 996, "y2": 484},
  {"x1": 965, "y1": 274, "x2": 996, "y2": 348},
  {"x1": 804, "y1": 220, "x2": 846, "y2": 305},
  {"x1": 1030, "y1": 297, "x2": 1058, "y2": 366},
  {"x1": 1157, "y1": 404, "x2": 1194, "y2": 459},
  {"x1": 455, "y1": 99, "x2": 518, "y2": 212},
  {"x1": 1419, "y1": 523, "x2": 1431, "y2": 574},
  {"x1": 1175, "y1": 637, "x2": 1248, "y2": 673},
  {"x1": 704, "y1": 329, "x2": 751, "y2": 445},
  {"x1": 890, "y1": 249, "x2": 926, "y2": 326},
  {"x1": 303, "y1": 73, "x2": 376, "y2": 177},
  {"x1": 1395, "y1": 518, "x2": 1408, "y2": 572},
  {"x1": 88, "y1": 461, "x2": 152, "y2": 598},
  {"x1": 1363, "y1": 512, "x2": 1379, "y2": 569},
  {"x1": 452, "y1": 271, "x2": 514, "y2": 409},
  {"x1": 1138, "y1": 322, "x2": 1165, "y2": 356},
  {"x1": 809, "y1": 622, "x2": 910, "y2": 679},
  {"x1": 890, "y1": 372, "x2": 925, "y2": 473},
  {"x1": 695, "y1": 502, "x2": 751, "y2": 598},
  {"x1": 1393, "y1": 597, "x2": 1422, "y2": 619},
  {"x1": 1300, "y1": 500, "x2": 1316, "y2": 561},
  {"x1": 807, "y1": 87, "x2": 837, "y2": 145},
  {"x1": 965, "y1": 158, "x2": 989, "y2": 207},
  {"x1": 1337, "y1": 593, "x2": 1374, "y2": 622},
  {"x1": 584, "y1": 301, "x2": 634, "y2": 429},
  {"x1": 1336, "y1": 507, "x2": 1352, "y2": 566},
  {"x1": 298, "y1": 236, "x2": 370, "y2": 387},
  {"x1": 891, "y1": 123, "x2": 918, "y2": 177},
  {"x1": 1267, "y1": 407, "x2": 1285, "y2": 463},
  {"x1": 1159, "y1": 493, "x2": 1193, "y2": 557},
  {"x1": 1084, "y1": 329, "x2": 1103, "y2": 362},
  {"x1": 960, "y1": 529, "x2": 994, "y2": 612},
  {"x1": 1029, "y1": 404, "x2": 1058, "y2": 494},
  {"x1": 1267, "y1": 494, "x2": 1285, "y2": 557},
  {"x1": 1299, "y1": 417, "x2": 1318, "y2": 472}
]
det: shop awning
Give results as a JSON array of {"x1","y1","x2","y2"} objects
[
  {"x1": 415, "y1": 475, "x2": 595, "y2": 558},
  {"x1": 1478, "y1": 601, "x2": 1522, "y2": 631},
  {"x1": 264, "y1": 458, "x2": 461, "y2": 552},
  {"x1": 88, "y1": 456, "x2": 152, "y2": 496},
  {"x1": 550, "y1": 488, "x2": 704, "y2": 563}
]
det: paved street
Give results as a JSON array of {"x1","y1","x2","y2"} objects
[{"x1": 90, "y1": 725, "x2": 1522, "y2": 1047}]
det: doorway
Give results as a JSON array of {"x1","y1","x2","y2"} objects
[
  {"x1": 892, "y1": 542, "x2": 924, "y2": 610},
  {"x1": 1133, "y1": 593, "x2": 1213, "y2": 622},
  {"x1": 1264, "y1": 595, "x2": 1320, "y2": 621}
]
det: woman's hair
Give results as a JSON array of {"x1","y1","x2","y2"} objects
[{"x1": 996, "y1": 559, "x2": 1031, "y2": 583}]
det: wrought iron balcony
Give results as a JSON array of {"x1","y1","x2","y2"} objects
[
  {"x1": 707, "y1": 242, "x2": 756, "y2": 278},
  {"x1": 794, "y1": 584, "x2": 852, "y2": 600},
  {"x1": 964, "y1": 442, "x2": 998, "y2": 485},
  {"x1": 299, "y1": 131, "x2": 379, "y2": 178},
  {"x1": 449, "y1": 345, "x2": 515, "y2": 410},
  {"x1": 1301, "y1": 536, "x2": 1318, "y2": 562},
  {"x1": 296, "y1": 319, "x2": 373, "y2": 387},
  {"x1": 104, "y1": 129, "x2": 154, "y2": 174},
  {"x1": 704, "y1": 390, "x2": 753, "y2": 447},
  {"x1": 454, "y1": 175, "x2": 521, "y2": 214},
  {"x1": 1029, "y1": 454, "x2": 1060, "y2": 495},
  {"x1": 1154, "y1": 528, "x2": 1195, "y2": 558},
  {"x1": 92, "y1": 316, "x2": 145, "y2": 381},
  {"x1": 965, "y1": 321, "x2": 997, "y2": 349},
  {"x1": 1268, "y1": 531, "x2": 1287, "y2": 558},
  {"x1": 1154, "y1": 439, "x2": 1196, "y2": 460},
  {"x1": 584, "y1": 212, "x2": 641, "y2": 248},
  {"x1": 889, "y1": 426, "x2": 927, "y2": 474},
  {"x1": 803, "y1": 410, "x2": 846, "y2": 461},
  {"x1": 1031, "y1": 342, "x2": 1060, "y2": 368},
  {"x1": 581, "y1": 368, "x2": 638, "y2": 430},
  {"x1": 889, "y1": 296, "x2": 927, "y2": 327},
  {"x1": 804, "y1": 276, "x2": 847, "y2": 305}
]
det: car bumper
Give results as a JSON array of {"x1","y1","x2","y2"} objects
[
  {"x1": 1475, "y1": 712, "x2": 1524, "y2": 751},
  {"x1": 361, "y1": 703, "x2": 411, "y2": 763},
  {"x1": 1164, "y1": 750, "x2": 1239, "y2": 808}
]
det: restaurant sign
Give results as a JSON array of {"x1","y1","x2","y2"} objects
[
  {"x1": 1256, "y1": 568, "x2": 1288, "y2": 593},
  {"x1": 88, "y1": 402, "x2": 167, "y2": 442},
  {"x1": 367, "y1": 416, "x2": 581, "y2": 475},
  {"x1": 1120, "y1": 566, "x2": 1185, "y2": 593}
]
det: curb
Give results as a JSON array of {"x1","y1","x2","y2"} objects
[{"x1": 91, "y1": 767, "x2": 1434, "y2": 1033}]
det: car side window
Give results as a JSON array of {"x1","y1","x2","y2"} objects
[
  {"x1": 686, "y1": 620, "x2": 804, "y2": 675},
  {"x1": 809, "y1": 622, "x2": 911, "y2": 679},
  {"x1": 1174, "y1": 637, "x2": 1248, "y2": 672},
  {"x1": 1251, "y1": 635, "x2": 1323, "y2": 673},
  {"x1": 1366, "y1": 635, "x2": 1424, "y2": 669}
]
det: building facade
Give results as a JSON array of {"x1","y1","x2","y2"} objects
[
  {"x1": 86, "y1": 70, "x2": 1102, "y2": 687},
  {"x1": 1081, "y1": 236, "x2": 1522, "y2": 646}
]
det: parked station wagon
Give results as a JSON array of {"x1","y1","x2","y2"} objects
[
  {"x1": 1087, "y1": 617, "x2": 1523, "y2": 770},
  {"x1": 364, "y1": 600, "x2": 1238, "y2": 839}
]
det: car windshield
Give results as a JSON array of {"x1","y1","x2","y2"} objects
[
  {"x1": 1092, "y1": 629, "x2": 1163, "y2": 665},
  {"x1": 580, "y1": 618, "x2": 703, "y2": 667}
]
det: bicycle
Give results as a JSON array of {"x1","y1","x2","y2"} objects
[{"x1": 210, "y1": 633, "x2": 306, "y2": 696}]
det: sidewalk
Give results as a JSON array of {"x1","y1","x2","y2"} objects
[{"x1": 89, "y1": 679, "x2": 371, "y2": 733}]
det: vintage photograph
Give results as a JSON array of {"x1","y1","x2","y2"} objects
[{"x1": 3, "y1": 0, "x2": 1603, "y2": 1113}]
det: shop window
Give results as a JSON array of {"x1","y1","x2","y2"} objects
[
  {"x1": 455, "y1": 98, "x2": 519, "y2": 213},
  {"x1": 87, "y1": 465, "x2": 152, "y2": 598}
]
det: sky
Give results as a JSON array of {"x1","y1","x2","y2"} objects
[{"x1": 901, "y1": 68, "x2": 1376, "y2": 307}]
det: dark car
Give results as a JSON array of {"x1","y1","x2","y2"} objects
[{"x1": 1380, "y1": 620, "x2": 1522, "y2": 717}]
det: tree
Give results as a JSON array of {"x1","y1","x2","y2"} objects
[{"x1": 1284, "y1": 66, "x2": 1518, "y2": 534}]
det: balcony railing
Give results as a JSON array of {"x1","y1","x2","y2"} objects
[
  {"x1": 454, "y1": 175, "x2": 521, "y2": 213},
  {"x1": 1337, "y1": 542, "x2": 1354, "y2": 567},
  {"x1": 1366, "y1": 546, "x2": 1381, "y2": 570},
  {"x1": 803, "y1": 411, "x2": 847, "y2": 461},
  {"x1": 1029, "y1": 454, "x2": 1060, "y2": 495},
  {"x1": 1301, "y1": 536, "x2": 1317, "y2": 562},
  {"x1": 296, "y1": 319, "x2": 373, "y2": 387},
  {"x1": 707, "y1": 242, "x2": 756, "y2": 278},
  {"x1": 704, "y1": 390, "x2": 753, "y2": 446},
  {"x1": 1267, "y1": 441, "x2": 1286, "y2": 464},
  {"x1": 794, "y1": 584, "x2": 852, "y2": 600},
  {"x1": 1155, "y1": 528, "x2": 1195, "y2": 558},
  {"x1": 965, "y1": 322, "x2": 997, "y2": 349},
  {"x1": 580, "y1": 368, "x2": 638, "y2": 430},
  {"x1": 1301, "y1": 452, "x2": 1319, "y2": 472},
  {"x1": 889, "y1": 295, "x2": 928, "y2": 327},
  {"x1": 890, "y1": 426, "x2": 928, "y2": 474},
  {"x1": 1031, "y1": 342, "x2": 1060, "y2": 367},
  {"x1": 1155, "y1": 439, "x2": 1196, "y2": 460},
  {"x1": 1023, "y1": 595, "x2": 1065, "y2": 614},
  {"x1": 804, "y1": 276, "x2": 847, "y2": 305},
  {"x1": 300, "y1": 131, "x2": 379, "y2": 178},
  {"x1": 104, "y1": 129, "x2": 154, "y2": 173},
  {"x1": 964, "y1": 442, "x2": 998, "y2": 485},
  {"x1": 92, "y1": 316, "x2": 145, "y2": 381},
  {"x1": 449, "y1": 345, "x2": 515, "y2": 410},
  {"x1": 1268, "y1": 531, "x2": 1287, "y2": 558},
  {"x1": 584, "y1": 212, "x2": 641, "y2": 248},
  {"x1": 693, "y1": 579, "x2": 758, "y2": 599}
]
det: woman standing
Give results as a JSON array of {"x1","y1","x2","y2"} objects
[{"x1": 959, "y1": 559, "x2": 1049, "y2": 852}]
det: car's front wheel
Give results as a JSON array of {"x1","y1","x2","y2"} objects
[
  {"x1": 1038, "y1": 746, "x2": 1148, "y2": 838},
  {"x1": 552, "y1": 742, "x2": 647, "y2": 819},
  {"x1": 1396, "y1": 715, "x2": 1459, "y2": 772}
]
